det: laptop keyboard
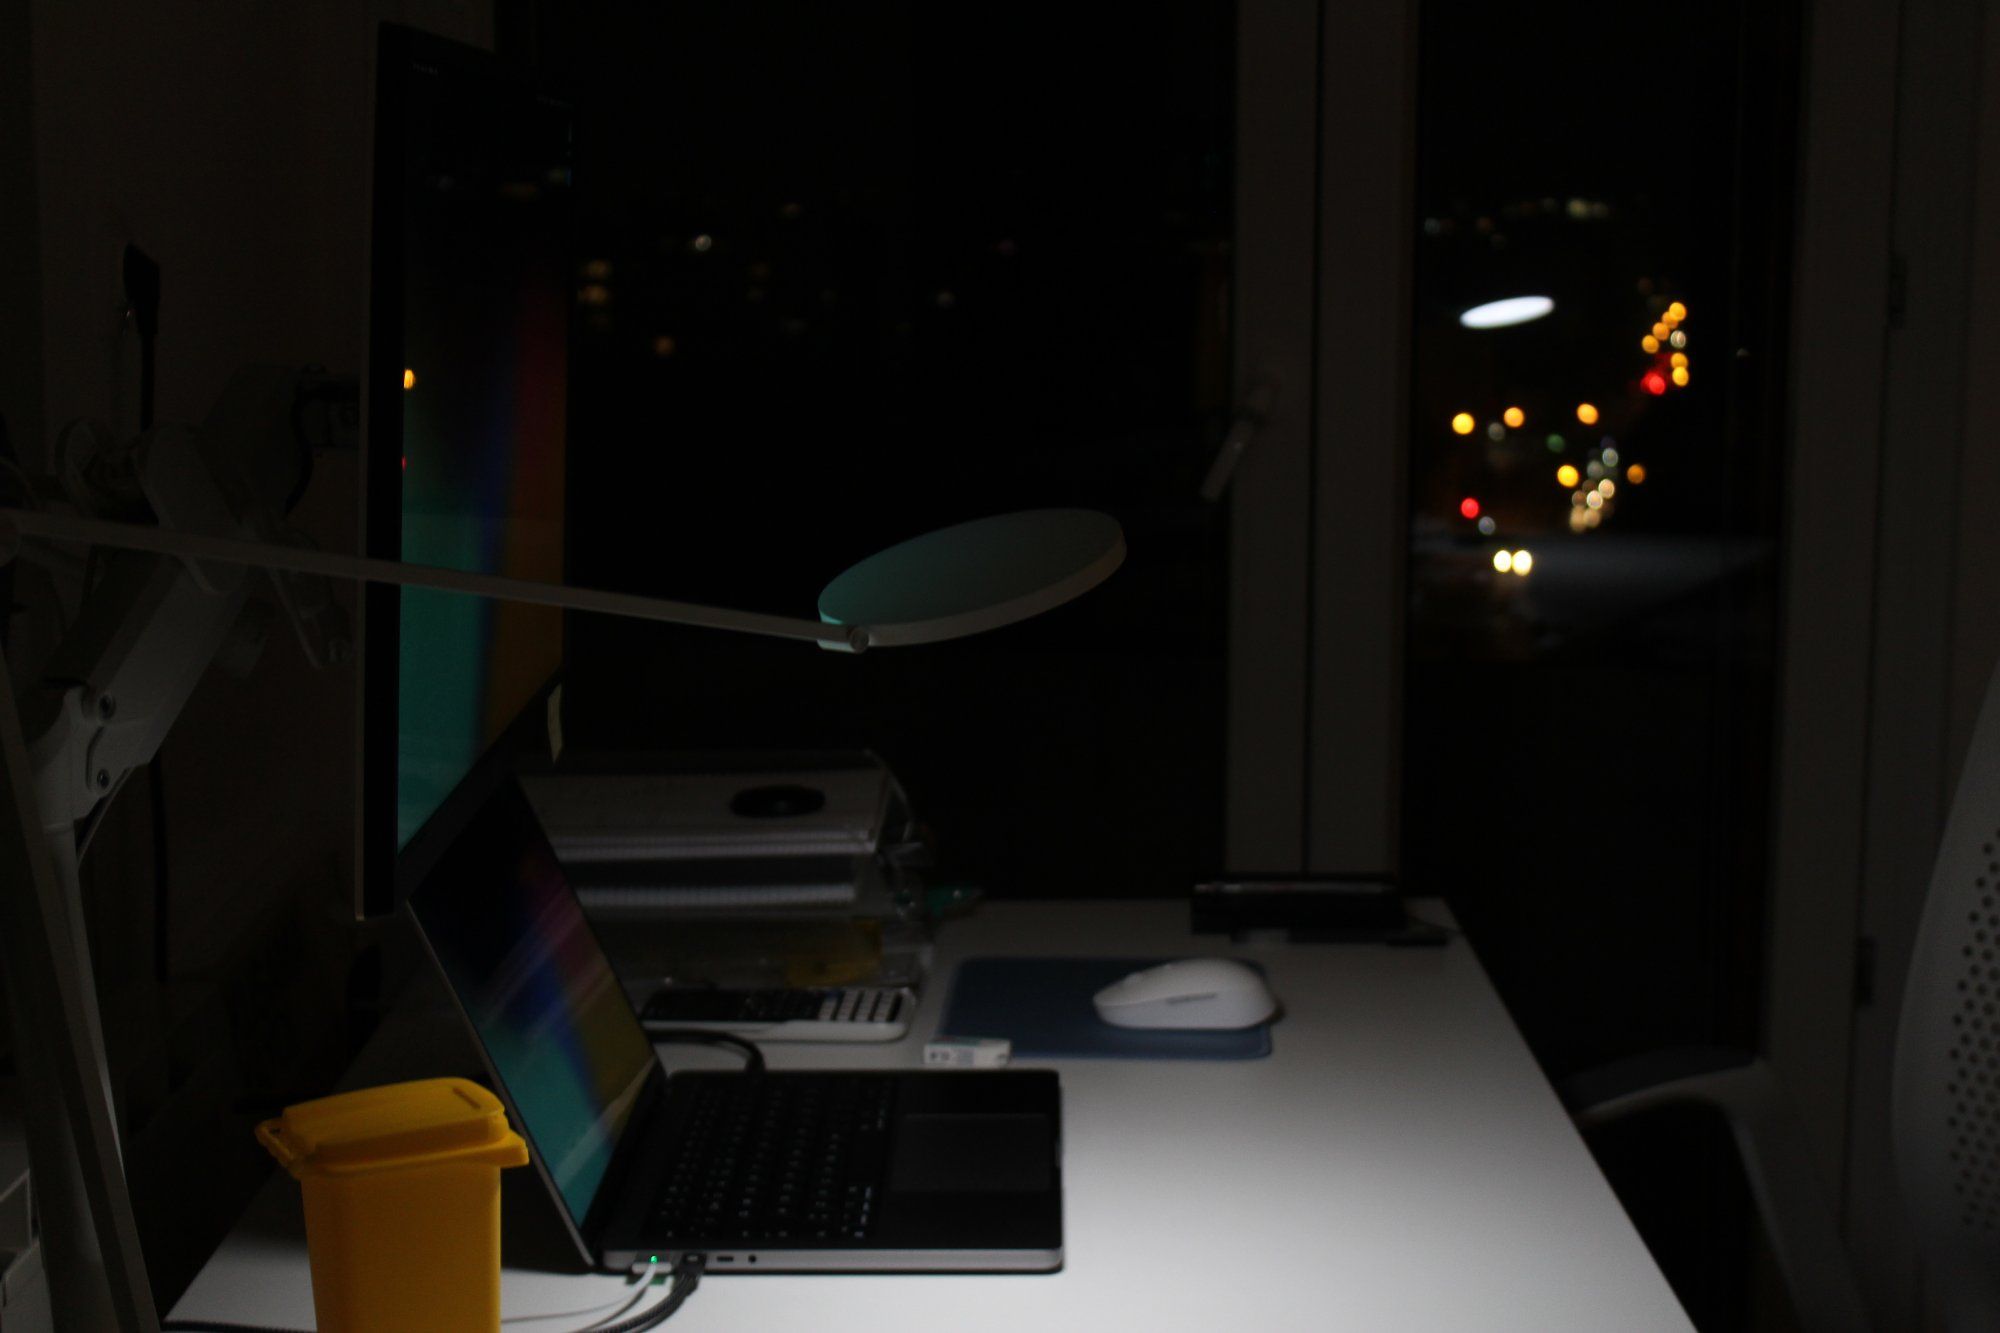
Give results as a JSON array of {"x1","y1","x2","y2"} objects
[{"x1": 650, "y1": 1075, "x2": 893, "y2": 1244}]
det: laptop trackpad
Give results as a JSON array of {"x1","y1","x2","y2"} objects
[{"x1": 889, "y1": 1113, "x2": 1053, "y2": 1193}]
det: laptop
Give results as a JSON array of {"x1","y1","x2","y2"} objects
[{"x1": 406, "y1": 779, "x2": 1064, "y2": 1274}]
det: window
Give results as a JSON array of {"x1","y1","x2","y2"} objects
[{"x1": 540, "y1": 2, "x2": 1240, "y2": 896}]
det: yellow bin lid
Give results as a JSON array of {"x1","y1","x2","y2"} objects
[{"x1": 257, "y1": 1077, "x2": 529, "y2": 1178}]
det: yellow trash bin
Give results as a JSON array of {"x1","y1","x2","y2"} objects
[{"x1": 257, "y1": 1077, "x2": 530, "y2": 1333}]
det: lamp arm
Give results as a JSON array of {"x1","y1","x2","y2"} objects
[
  {"x1": 0, "y1": 661, "x2": 163, "y2": 1332},
  {"x1": 0, "y1": 508, "x2": 870, "y2": 652}
]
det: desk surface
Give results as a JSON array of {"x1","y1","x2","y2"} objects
[{"x1": 172, "y1": 900, "x2": 1693, "y2": 1332}]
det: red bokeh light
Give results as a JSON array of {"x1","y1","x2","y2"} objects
[
  {"x1": 1643, "y1": 371, "x2": 1668, "y2": 396},
  {"x1": 1459, "y1": 497, "x2": 1481, "y2": 519}
]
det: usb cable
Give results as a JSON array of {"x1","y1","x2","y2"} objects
[{"x1": 162, "y1": 1255, "x2": 707, "y2": 1333}]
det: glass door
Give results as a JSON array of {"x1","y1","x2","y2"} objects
[
  {"x1": 1307, "y1": 3, "x2": 1805, "y2": 1326},
  {"x1": 1400, "y1": 0, "x2": 1799, "y2": 1078}
]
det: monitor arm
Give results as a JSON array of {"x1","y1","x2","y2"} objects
[
  {"x1": 26, "y1": 532, "x2": 248, "y2": 832},
  {"x1": 17, "y1": 365, "x2": 355, "y2": 836}
]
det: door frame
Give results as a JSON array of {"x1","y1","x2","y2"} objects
[{"x1": 1228, "y1": 0, "x2": 1416, "y2": 876}]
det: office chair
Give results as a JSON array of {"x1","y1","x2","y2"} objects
[
  {"x1": 1561, "y1": 658, "x2": 2000, "y2": 1333},
  {"x1": 1891, "y1": 655, "x2": 2000, "y2": 1331}
]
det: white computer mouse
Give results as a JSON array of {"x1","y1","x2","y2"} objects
[{"x1": 1091, "y1": 958, "x2": 1277, "y2": 1030}]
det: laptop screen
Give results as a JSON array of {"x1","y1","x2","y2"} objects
[{"x1": 407, "y1": 780, "x2": 655, "y2": 1227}]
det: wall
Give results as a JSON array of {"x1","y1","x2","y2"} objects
[{"x1": 0, "y1": 0, "x2": 43, "y2": 464}]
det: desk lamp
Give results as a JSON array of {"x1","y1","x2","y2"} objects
[{"x1": 0, "y1": 371, "x2": 1124, "y2": 1331}]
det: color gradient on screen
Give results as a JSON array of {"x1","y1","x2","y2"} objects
[
  {"x1": 393, "y1": 76, "x2": 569, "y2": 850},
  {"x1": 414, "y1": 783, "x2": 654, "y2": 1224}
]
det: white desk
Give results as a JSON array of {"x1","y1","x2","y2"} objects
[{"x1": 172, "y1": 901, "x2": 1694, "y2": 1331}]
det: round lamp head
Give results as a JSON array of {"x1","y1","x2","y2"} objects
[{"x1": 818, "y1": 508, "x2": 1125, "y2": 648}]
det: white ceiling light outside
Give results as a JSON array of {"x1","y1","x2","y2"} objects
[{"x1": 1458, "y1": 295, "x2": 1554, "y2": 329}]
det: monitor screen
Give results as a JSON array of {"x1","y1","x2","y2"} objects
[
  {"x1": 362, "y1": 24, "x2": 573, "y2": 915},
  {"x1": 408, "y1": 779, "x2": 656, "y2": 1229}
]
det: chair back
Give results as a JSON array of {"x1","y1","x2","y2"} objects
[{"x1": 1894, "y1": 658, "x2": 2000, "y2": 1330}]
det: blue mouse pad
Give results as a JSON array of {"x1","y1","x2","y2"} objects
[{"x1": 939, "y1": 957, "x2": 1273, "y2": 1060}]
